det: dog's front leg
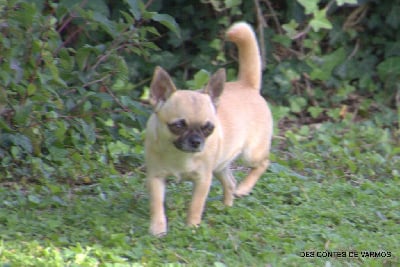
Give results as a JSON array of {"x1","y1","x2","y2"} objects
[
  {"x1": 187, "y1": 173, "x2": 212, "y2": 226},
  {"x1": 148, "y1": 177, "x2": 167, "y2": 236}
]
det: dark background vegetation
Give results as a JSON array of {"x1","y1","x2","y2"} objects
[{"x1": 0, "y1": 0, "x2": 399, "y2": 181}]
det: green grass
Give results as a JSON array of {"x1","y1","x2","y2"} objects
[{"x1": 1, "y1": 119, "x2": 399, "y2": 266}]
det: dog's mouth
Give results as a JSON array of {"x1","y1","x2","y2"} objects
[{"x1": 173, "y1": 134, "x2": 205, "y2": 153}]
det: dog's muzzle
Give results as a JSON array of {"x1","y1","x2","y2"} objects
[{"x1": 173, "y1": 133, "x2": 205, "y2": 153}]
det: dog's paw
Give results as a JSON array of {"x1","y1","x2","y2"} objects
[
  {"x1": 149, "y1": 220, "x2": 167, "y2": 237},
  {"x1": 223, "y1": 194, "x2": 234, "y2": 206},
  {"x1": 186, "y1": 216, "x2": 202, "y2": 227},
  {"x1": 234, "y1": 186, "x2": 252, "y2": 197}
]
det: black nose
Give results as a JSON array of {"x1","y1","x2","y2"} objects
[{"x1": 189, "y1": 135, "x2": 203, "y2": 148}]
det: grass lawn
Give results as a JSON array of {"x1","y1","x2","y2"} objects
[{"x1": 1, "y1": 118, "x2": 399, "y2": 266}]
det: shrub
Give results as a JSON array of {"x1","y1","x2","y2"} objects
[
  {"x1": 1, "y1": 0, "x2": 399, "y2": 181},
  {"x1": 0, "y1": 0, "x2": 179, "y2": 181}
]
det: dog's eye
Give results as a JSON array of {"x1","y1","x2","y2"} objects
[
  {"x1": 168, "y1": 119, "x2": 187, "y2": 134},
  {"x1": 201, "y1": 122, "x2": 214, "y2": 137}
]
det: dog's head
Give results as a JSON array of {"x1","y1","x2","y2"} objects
[{"x1": 149, "y1": 66, "x2": 225, "y2": 153}]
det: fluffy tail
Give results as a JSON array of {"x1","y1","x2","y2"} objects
[{"x1": 226, "y1": 22, "x2": 261, "y2": 90}]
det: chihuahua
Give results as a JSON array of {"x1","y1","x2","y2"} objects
[{"x1": 145, "y1": 22, "x2": 273, "y2": 236}]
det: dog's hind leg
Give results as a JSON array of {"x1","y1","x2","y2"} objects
[
  {"x1": 235, "y1": 157, "x2": 270, "y2": 197},
  {"x1": 215, "y1": 168, "x2": 236, "y2": 206}
]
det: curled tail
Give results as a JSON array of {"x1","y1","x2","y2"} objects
[{"x1": 226, "y1": 22, "x2": 262, "y2": 90}]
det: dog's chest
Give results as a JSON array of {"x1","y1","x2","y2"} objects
[
  {"x1": 148, "y1": 147, "x2": 205, "y2": 177},
  {"x1": 164, "y1": 157, "x2": 204, "y2": 180},
  {"x1": 175, "y1": 170, "x2": 200, "y2": 182}
]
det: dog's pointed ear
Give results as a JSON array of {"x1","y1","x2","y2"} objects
[
  {"x1": 150, "y1": 66, "x2": 177, "y2": 108},
  {"x1": 204, "y1": 68, "x2": 225, "y2": 107}
]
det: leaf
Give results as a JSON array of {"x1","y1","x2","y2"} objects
[
  {"x1": 225, "y1": 0, "x2": 242, "y2": 8},
  {"x1": 272, "y1": 34, "x2": 292, "y2": 48},
  {"x1": 2, "y1": 133, "x2": 34, "y2": 154},
  {"x1": 289, "y1": 96, "x2": 307, "y2": 113},
  {"x1": 214, "y1": 262, "x2": 227, "y2": 267},
  {"x1": 308, "y1": 106, "x2": 324, "y2": 118},
  {"x1": 92, "y1": 11, "x2": 116, "y2": 37},
  {"x1": 14, "y1": 101, "x2": 33, "y2": 125},
  {"x1": 76, "y1": 47, "x2": 92, "y2": 71},
  {"x1": 27, "y1": 83, "x2": 37, "y2": 96},
  {"x1": 297, "y1": 0, "x2": 319, "y2": 14},
  {"x1": 124, "y1": 0, "x2": 141, "y2": 20},
  {"x1": 327, "y1": 107, "x2": 341, "y2": 120},
  {"x1": 151, "y1": 13, "x2": 181, "y2": 38},
  {"x1": 309, "y1": 47, "x2": 346, "y2": 81},
  {"x1": 209, "y1": 38, "x2": 221, "y2": 50},
  {"x1": 77, "y1": 119, "x2": 96, "y2": 144},
  {"x1": 113, "y1": 55, "x2": 129, "y2": 82},
  {"x1": 14, "y1": 2, "x2": 37, "y2": 27},
  {"x1": 112, "y1": 79, "x2": 126, "y2": 92},
  {"x1": 310, "y1": 8, "x2": 332, "y2": 32},
  {"x1": 94, "y1": 93, "x2": 114, "y2": 109},
  {"x1": 59, "y1": 48, "x2": 75, "y2": 73},
  {"x1": 54, "y1": 121, "x2": 68, "y2": 143},
  {"x1": 28, "y1": 194, "x2": 41, "y2": 205},
  {"x1": 282, "y1": 20, "x2": 299, "y2": 39},
  {"x1": 283, "y1": 68, "x2": 301, "y2": 82},
  {"x1": 120, "y1": 10, "x2": 134, "y2": 25},
  {"x1": 336, "y1": 0, "x2": 357, "y2": 6},
  {"x1": 42, "y1": 51, "x2": 67, "y2": 87},
  {"x1": 48, "y1": 146, "x2": 68, "y2": 162},
  {"x1": 377, "y1": 57, "x2": 400, "y2": 80},
  {"x1": 187, "y1": 69, "x2": 210, "y2": 89},
  {"x1": 0, "y1": 118, "x2": 12, "y2": 132}
]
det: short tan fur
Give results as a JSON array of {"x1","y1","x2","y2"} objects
[{"x1": 145, "y1": 22, "x2": 273, "y2": 236}]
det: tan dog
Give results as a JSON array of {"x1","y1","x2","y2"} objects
[{"x1": 145, "y1": 22, "x2": 273, "y2": 236}]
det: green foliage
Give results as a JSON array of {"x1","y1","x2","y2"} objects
[
  {"x1": 144, "y1": 0, "x2": 399, "y2": 126},
  {"x1": 1, "y1": 0, "x2": 399, "y2": 180},
  {"x1": 265, "y1": 0, "x2": 400, "y2": 118},
  {"x1": 0, "y1": 0, "x2": 179, "y2": 181}
]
